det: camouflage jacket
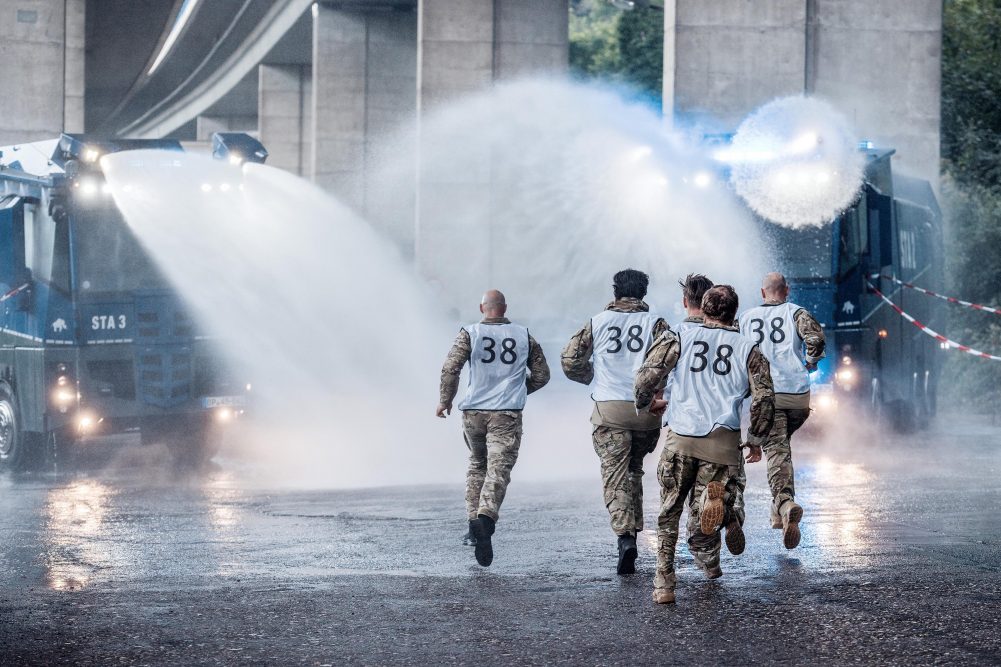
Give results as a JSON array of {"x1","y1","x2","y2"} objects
[
  {"x1": 792, "y1": 306, "x2": 826, "y2": 364},
  {"x1": 439, "y1": 317, "x2": 551, "y2": 407},
  {"x1": 560, "y1": 297, "x2": 669, "y2": 386},
  {"x1": 634, "y1": 322, "x2": 776, "y2": 446}
]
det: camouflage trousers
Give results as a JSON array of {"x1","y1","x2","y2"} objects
[
  {"x1": 654, "y1": 447, "x2": 740, "y2": 591},
  {"x1": 592, "y1": 426, "x2": 660, "y2": 536},
  {"x1": 687, "y1": 455, "x2": 745, "y2": 571},
  {"x1": 764, "y1": 408, "x2": 810, "y2": 525},
  {"x1": 463, "y1": 410, "x2": 523, "y2": 522}
]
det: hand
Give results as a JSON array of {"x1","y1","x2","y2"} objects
[
  {"x1": 649, "y1": 399, "x2": 668, "y2": 417},
  {"x1": 745, "y1": 445, "x2": 762, "y2": 463},
  {"x1": 805, "y1": 361, "x2": 818, "y2": 372},
  {"x1": 436, "y1": 403, "x2": 451, "y2": 418}
]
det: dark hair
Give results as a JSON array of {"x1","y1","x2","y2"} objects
[
  {"x1": 679, "y1": 273, "x2": 714, "y2": 306},
  {"x1": 701, "y1": 285, "x2": 739, "y2": 324},
  {"x1": 613, "y1": 269, "x2": 649, "y2": 300}
]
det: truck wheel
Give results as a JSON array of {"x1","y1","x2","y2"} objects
[
  {"x1": 142, "y1": 418, "x2": 220, "y2": 470},
  {"x1": 0, "y1": 388, "x2": 33, "y2": 471},
  {"x1": 887, "y1": 400, "x2": 917, "y2": 434}
]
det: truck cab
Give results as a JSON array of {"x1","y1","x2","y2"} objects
[{"x1": 0, "y1": 133, "x2": 262, "y2": 470}]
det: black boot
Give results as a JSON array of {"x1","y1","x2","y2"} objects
[
  {"x1": 471, "y1": 514, "x2": 495, "y2": 566},
  {"x1": 617, "y1": 533, "x2": 638, "y2": 575}
]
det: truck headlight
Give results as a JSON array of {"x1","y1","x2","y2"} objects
[{"x1": 835, "y1": 367, "x2": 855, "y2": 386}]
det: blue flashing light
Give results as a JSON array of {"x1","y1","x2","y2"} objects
[{"x1": 858, "y1": 140, "x2": 876, "y2": 150}]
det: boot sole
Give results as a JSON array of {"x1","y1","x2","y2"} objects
[
  {"x1": 617, "y1": 545, "x2": 638, "y2": 575},
  {"x1": 471, "y1": 521, "x2": 493, "y2": 566},
  {"x1": 783, "y1": 504, "x2": 803, "y2": 550},
  {"x1": 700, "y1": 481, "x2": 725, "y2": 535},
  {"x1": 724, "y1": 521, "x2": 745, "y2": 555}
]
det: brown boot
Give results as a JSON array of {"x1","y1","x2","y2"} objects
[
  {"x1": 652, "y1": 588, "x2": 676, "y2": 604},
  {"x1": 724, "y1": 520, "x2": 745, "y2": 555},
  {"x1": 781, "y1": 501, "x2": 803, "y2": 549},
  {"x1": 700, "y1": 481, "x2": 725, "y2": 535}
]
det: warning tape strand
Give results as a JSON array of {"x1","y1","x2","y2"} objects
[
  {"x1": 879, "y1": 274, "x2": 1001, "y2": 316},
  {"x1": 866, "y1": 280, "x2": 1001, "y2": 362}
]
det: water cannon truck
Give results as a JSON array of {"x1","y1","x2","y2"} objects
[{"x1": 0, "y1": 133, "x2": 265, "y2": 470}]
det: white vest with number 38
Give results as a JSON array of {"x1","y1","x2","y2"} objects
[
  {"x1": 666, "y1": 326, "x2": 755, "y2": 437},
  {"x1": 459, "y1": 323, "x2": 530, "y2": 411},
  {"x1": 738, "y1": 302, "x2": 809, "y2": 395},
  {"x1": 590, "y1": 310, "x2": 659, "y2": 402}
]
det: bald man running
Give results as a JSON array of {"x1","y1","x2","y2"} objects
[
  {"x1": 437, "y1": 290, "x2": 551, "y2": 567},
  {"x1": 738, "y1": 272, "x2": 826, "y2": 549}
]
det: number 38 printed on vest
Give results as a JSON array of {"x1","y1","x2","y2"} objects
[
  {"x1": 689, "y1": 341, "x2": 734, "y2": 375},
  {"x1": 605, "y1": 325, "x2": 645, "y2": 354},
  {"x1": 480, "y1": 336, "x2": 519, "y2": 364},
  {"x1": 747, "y1": 317, "x2": 786, "y2": 345}
]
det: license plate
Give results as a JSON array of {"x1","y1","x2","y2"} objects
[{"x1": 201, "y1": 395, "x2": 246, "y2": 409}]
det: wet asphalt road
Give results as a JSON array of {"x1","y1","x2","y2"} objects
[{"x1": 1, "y1": 417, "x2": 1000, "y2": 666}]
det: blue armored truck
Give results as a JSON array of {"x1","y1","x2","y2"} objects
[
  {"x1": 756, "y1": 145, "x2": 945, "y2": 430},
  {"x1": 0, "y1": 133, "x2": 263, "y2": 470}
]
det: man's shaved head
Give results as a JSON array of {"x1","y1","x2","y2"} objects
[
  {"x1": 761, "y1": 272, "x2": 789, "y2": 301},
  {"x1": 480, "y1": 289, "x2": 507, "y2": 317}
]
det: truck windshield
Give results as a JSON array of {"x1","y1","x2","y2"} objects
[
  {"x1": 760, "y1": 222, "x2": 833, "y2": 280},
  {"x1": 73, "y1": 200, "x2": 166, "y2": 293}
]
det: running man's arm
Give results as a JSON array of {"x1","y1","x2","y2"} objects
[
  {"x1": 794, "y1": 308, "x2": 826, "y2": 364},
  {"x1": 652, "y1": 318, "x2": 669, "y2": 340},
  {"x1": 526, "y1": 335, "x2": 551, "y2": 394},
  {"x1": 560, "y1": 321, "x2": 595, "y2": 385},
  {"x1": 439, "y1": 329, "x2": 472, "y2": 408},
  {"x1": 634, "y1": 330, "x2": 680, "y2": 411},
  {"x1": 746, "y1": 347, "x2": 776, "y2": 446}
]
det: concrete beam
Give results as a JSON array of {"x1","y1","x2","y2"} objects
[{"x1": 195, "y1": 115, "x2": 259, "y2": 142}]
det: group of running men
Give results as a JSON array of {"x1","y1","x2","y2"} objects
[{"x1": 436, "y1": 270, "x2": 826, "y2": 604}]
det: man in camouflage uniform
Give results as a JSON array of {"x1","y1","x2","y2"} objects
[
  {"x1": 561, "y1": 269, "x2": 668, "y2": 575},
  {"x1": 437, "y1": 289, "x2": 550, "y2": 567},
  {"x1": 636, "y1": 285, "x2": 774, "y2": 604},
  {"x1": 670, "y1": 275, "x2": 749, "y2": 569},
  {"x1": 738, "y1": 272, "x2": 826, "y2": 549}
]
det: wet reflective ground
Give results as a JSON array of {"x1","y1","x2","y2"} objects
[{"x1": 1, "y1": 417, "x2": 1000, "y2": 665}]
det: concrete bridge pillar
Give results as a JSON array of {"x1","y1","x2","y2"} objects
[
  {"x1": 0, "y1": 0, "x2": 85, "y2": 145},
  {"x1": 414, "y1": 0, "x2": 568, "y2": 285},
  {"x1": 310, "y1": 2, "x2": 417, "y2": 213},
  {"x1": 258, "y1": 64, "x2": 313, "y2": 177}
]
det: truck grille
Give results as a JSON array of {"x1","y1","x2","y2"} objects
[
  {"x1": 133, "y1": 293, "x2": 195, "y2": 408},
  {"x1": 86, "y1": 360, "x2": 136, "y2": 400}
]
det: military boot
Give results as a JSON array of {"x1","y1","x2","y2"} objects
[
  {"x1": 616, "y1": 533, "x2": 638, "y2": 575},
  {"x1": 471, "y1": 514, "x2": 495, "y2": 566},
  {"x1": 462, "y1": 528, "x2": 477, "y2": 547},
  {"x1": 652, "y1": 588, "x2": 676, "y2": 604},
  {"x1": 700, "y1": 481, "x2": 725, "y2": 535},
  {"x1": 780, "y1": 500, "x2": 804, "y2": 549},
  {"x1": 724, "y1": 520, "x2": 745, "y2": 556}
]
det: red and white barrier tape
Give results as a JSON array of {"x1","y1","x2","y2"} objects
[
  {"x1": 0, "y1": 283, "x2": 29, "y2": 303},
  {"x1": 878, "y1": 274, "x2": 1001, "y2": 316},
  {"x1": 866, "y1": 280, "x2": 1001, "y2": 362}
]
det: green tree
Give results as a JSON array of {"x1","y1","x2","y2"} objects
[
  {"x1": 568, "y1": 2, "x2": 663, "y2": 104},
  {"x1": 940, "y1": 0, "x2": 1001, "y2": 410},
  {"x1": 942, "y1": 0, "x2": 1001, "y2": 188}
]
